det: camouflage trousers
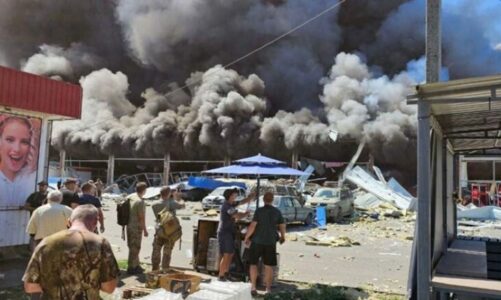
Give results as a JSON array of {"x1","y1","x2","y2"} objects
[
  {"x1": 151, "y1": 234, "x2": 175, "y2": 271},
  {"x1": 127, "y1": 226, "x2": 143, "y2": 269}
]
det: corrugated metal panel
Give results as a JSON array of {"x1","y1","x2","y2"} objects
[
  {"x1": 409, "y1": 76, "x2": 501, "y2": 152},
  {"x1": 0, "y1": 210, "x2": 30, "y2": 246},
  {"x1": 0, "y1": 66, "x2": 82, "y2": 118}
]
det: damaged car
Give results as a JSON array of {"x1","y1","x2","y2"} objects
[{"x1": 307, "y1": 187, "x2": 354, "y2": 222}]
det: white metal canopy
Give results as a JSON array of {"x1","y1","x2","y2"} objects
[{"x1": 408, "y1": 74, "x2": 501, "y2": 151}]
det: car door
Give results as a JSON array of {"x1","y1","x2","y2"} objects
[
  {"x1": 282, "y1": 197, "x2": 294, "y2": 222},
  {"x1": 292, "y1": 198, "x2": 304, "y2": 221}
]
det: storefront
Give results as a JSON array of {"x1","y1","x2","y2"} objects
[
  {"x1": 459, "y1": 155, "x2": 501, "y2": 206},
  {"x1": 0, "y1": 66, "x2": 81, "y2": 248}
]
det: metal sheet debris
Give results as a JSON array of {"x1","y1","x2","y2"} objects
[{"x1": 345, "y1": 166, "x2": 415, "y2": 211}]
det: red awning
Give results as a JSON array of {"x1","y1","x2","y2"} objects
[{"x1": 0, "y1": 66, "x2": 82, "y2": 119}]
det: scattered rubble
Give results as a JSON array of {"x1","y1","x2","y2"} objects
[
  {"x1": 204, "y1": 209, "x2": 218, "y2": 217},
  {"x1": 306, "y1": 235, "x2": 360, "y2": 247}
]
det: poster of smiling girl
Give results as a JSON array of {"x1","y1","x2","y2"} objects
[{"x1": 0, "y1": 113, "x2": 41, "y2": 208}]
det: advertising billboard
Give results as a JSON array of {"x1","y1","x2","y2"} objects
[{"x1": 0, "y1": 112, "x2": 41, "y2": 208}]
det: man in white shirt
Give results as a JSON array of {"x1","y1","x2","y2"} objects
[{"x1": 26, "y1": 190, "x2": 72, "y2": 246}]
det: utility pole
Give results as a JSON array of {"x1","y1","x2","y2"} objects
[{"x1": 417, "y1": 0, "x2": 441, "y2": 299}]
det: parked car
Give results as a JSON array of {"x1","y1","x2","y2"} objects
[
  {"x1": 201, "y1": 186, "x2": 246, "y2": 211},
  {"x1": 306, "y1": 187, "x2": 354, "y2": 222},
  {"x1": 247, "y1": 195, "x2": 314, "y2": 225},
  {"x1": 256, "y1": 183, "x2": 306, "y2": 205}
]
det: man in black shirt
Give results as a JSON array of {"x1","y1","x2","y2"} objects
[
  {"x1": 60, "y1": 178, "x2": 80, "y2": 208},
  {"x1": 244, "y1": 192, "x2": 286, "y2": 296},
  {"x1": 24, "y1": 181, "x2": 49, "y2": 215},
  {"x1": 79, "y1": 182, "x2": 105, "y2": 233}
]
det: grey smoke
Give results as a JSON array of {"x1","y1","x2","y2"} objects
[
  {"x1": 320, "y1": 52, "x2": 418, "y2": 172},
  {"x1": 22, "y1": 44, "x2": 103, "y2": 80}
]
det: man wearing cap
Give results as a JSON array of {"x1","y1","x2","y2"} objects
[
  {"x1": 217, "y1": 188, "x2": 255, "y2": 281},
  {"x1": 24, "y1": 181, "x2": 49, "y2": 215},
  {"x1": 60, "y1": 178, "x2": 80, "y2": 209}
]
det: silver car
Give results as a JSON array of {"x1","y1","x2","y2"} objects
[
  {"x1": 307, "y1": 187, "x2": 354, "y2": 222},
  {"x1": 201, "y1": 186, "x2": 246, "y2": 211},
  {"x1": 247, "y1": 195, "x2": 314, "y2": 225}
]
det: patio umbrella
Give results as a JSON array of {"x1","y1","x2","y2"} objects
[{"x1": 203, "y1": 154, "x2": 308, "y2": 207}]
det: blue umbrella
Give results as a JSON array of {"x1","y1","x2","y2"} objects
[
  {"x1": 234, "y1": 154, "x2": 285, "y2": 165},
  {"x1": 203, "y1": 154, "x2": 308, "y2": 207},
  {"x1": 203, "y1": 164, "x2": 306, "y2": 176}
]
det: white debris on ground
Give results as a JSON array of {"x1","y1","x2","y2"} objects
[
  {"x1": 285, "y1": 210, "x2": 415, "y2": 248},
  {"x1": 454, "y1": 202, "x2": 501, "y2": 241}
]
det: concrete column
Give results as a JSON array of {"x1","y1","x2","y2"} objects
[
  {"x1": 291, "y1": 150, "x2": 299, "y2": 169},
  {"x1": 416, "y1": 1, "x2": 441, "y2": 299},
  {"x1": 59, "y1": 149, "x2": 66, "y2": 178},
  {"x1": 163, "y1": 152, "x2": 171, "y2": 185},
  {"x1": 107, "y1": 154, "x2": 115, "y2": 185}
]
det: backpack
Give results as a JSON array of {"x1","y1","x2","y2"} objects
[
  {"x1": 116, "y1": 198, "x2": 131, "y2": 240},
  {"x1": 157, "y1": 208, "x2": 182, "y2": 246}
]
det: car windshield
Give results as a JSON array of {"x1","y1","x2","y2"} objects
[
  {"x1": 210, "y1": 188, "x2": 227, "y2": 196},
  {"x1": 314, "y1": 189, "x2": 338, "y2": 198},
  {"x1": 248, "y1": 197, "x2": 280, "y2": 209}
]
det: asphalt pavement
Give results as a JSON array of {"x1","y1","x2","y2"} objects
[{"x1": 102, "y1": 200, "x2": 411, "y2": 294}]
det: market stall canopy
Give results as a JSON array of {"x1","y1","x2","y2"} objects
[
  {"x1": 407, "y1": 74, "x2": 501, "y2": 152},
  {"x1": 234, "y1": 154, "x2": 285, "y2": 165},
  {"x1": 203, "y1": 164, "x2": 307, "y2": 176},
  {"x1": 203, "y1": 154, "x2": 308, "y2": 207},
  {"x1": 0, "y1": 66, "x2": 82, "y2": 118}
]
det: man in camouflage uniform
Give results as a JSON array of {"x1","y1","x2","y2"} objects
[
  {"x1": 23, "y1": 204, "x2": 119, "y2": 300},
  {"x1": 127, "y1": 182, "x2": 149, "y2": 274},
  {"x1": 151, "y1": 186, "x2": 185, "y2": 271}
]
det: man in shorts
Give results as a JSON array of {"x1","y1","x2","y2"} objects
[{"x1": 244, "y1": 192, "x2": 286, "y2": 295}]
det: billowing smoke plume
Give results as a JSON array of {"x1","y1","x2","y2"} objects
[
  {"x1": 22, "y1": 44, "x2": 102, "y2": 80},
  {"x1": 320, "y1": 53, "x2": 418, "y2": 170},
  {"x1": 54, "y1": 53, "x2": 419, "y2": 172},
  {"x1": 54, "y1": 65, "x2": 268, "y2": 159}
]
